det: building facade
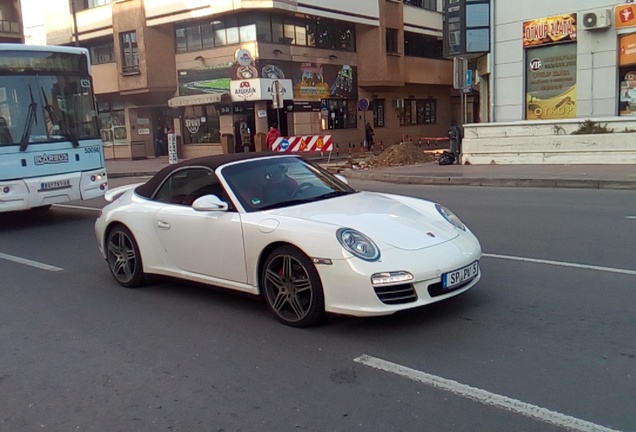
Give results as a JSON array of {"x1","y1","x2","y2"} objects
[
  {"x1": 0, "y1": 0, "x2": 23, "y2": 43},
  {"x1": 42, "y1": 0, "x2": 454, "y2": 159},
  {"x1": 488, "y1": 0, "x2": 636, "y2": 122}
]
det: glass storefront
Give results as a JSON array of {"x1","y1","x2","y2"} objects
[{"x1": 181, "y1": 105, "x2": 221, "y2": 144}]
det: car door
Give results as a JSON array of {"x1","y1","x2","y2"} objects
[{"x1": 153, "y1": 167, "x2": 247, "y2": 284}]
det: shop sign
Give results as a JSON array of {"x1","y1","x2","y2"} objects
[
  {"x1": 525, "y1": 43, "x2": 577, "y2": 120},
  {"x1": 616, "y1": 4, "x2": 636, "y2": 29},
  {"x1": 620, "y1": 33, "x2": 636, "y2": 66},
  {"x1": 185, "y1": 117, "x2": 201, "y2": 134},
  {"x1": 292, "y1": 63, "x2": 357, "y2": 101},
  {"x1": 230, "y1": 79, "x2": 293, "y2": 102},
  {"x1": 233, "y1": 81, "x2": 259, "y2": 100},
  {"x1": 293, "y1": 101, "x2": 322, "y2": 112},
  {"x1": 523, "y1": 14, "x2": 577, "y2": 48}
]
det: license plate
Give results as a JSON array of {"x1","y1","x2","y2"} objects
[
  {"x1": 442, "y1": 261, "x2": 479, "y2": 289},
  {"x1": 40, "y1": 179, "x2": 71, "y2": 191}
]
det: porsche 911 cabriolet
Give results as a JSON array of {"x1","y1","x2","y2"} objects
[{"x1": 95, "y1": 153, "x2": 481, "y2": 327}]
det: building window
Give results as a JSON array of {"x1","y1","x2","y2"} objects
[
  {"x1": 399, "y1": 99, "x2": 437, "y2": 125},
  {"x1": 182, "y1": 105, "x2": 221, "y2": 144},
  {"x1": 322, "y1": 99, "x2": 357, "y2": 130},
  {"x1": 404, "y1": 32, "x2": 443, "y2": 59},
  {"x1": 120, "y1": 31, "x2": 139, "y2": 74},
  {"x1": 98, "y1": 101, "x2": 127, "y2": 145},
  {"x1": 403, "y1": 0, "x2": 437, "y2": 11},
  {"x1": 175, "y1": 13, "x2": 355, "y2": 53},
  {"x1": 84, "y1": 38, "x2": 115, "y2": 64},
  {"x1": 386, "y1": 28, "x2": 399, "y2": 54},
  {"x1": 372, "y1": 99, "x2": 385, "y2": 128},
  {"x1": 74, "y1": 0, "x2": 111, "y2": 11}
]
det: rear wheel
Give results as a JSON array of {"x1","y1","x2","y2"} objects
[
  {"x1": 106, "y1": 225, "x2": 145, "y2": 288},
  {"x1": 261, "y1": 246, "x2": 325, "y2": 327}
]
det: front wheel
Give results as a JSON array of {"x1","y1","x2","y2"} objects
[
  {"x1": 261, "y1": 246, "x2": 325, "y2": 327},
  {"x1": 106, "y1": 225, "x2": 145, "y2": 288}
]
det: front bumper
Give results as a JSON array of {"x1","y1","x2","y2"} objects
[{"x1": 317, "y1": 233, "x2": 482, "y2": 317}]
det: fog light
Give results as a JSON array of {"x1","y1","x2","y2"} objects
[
  {"x1": 91, "y1": 175, "x2": 96, "y2": 181},
  {"x1": 371, "y1": 271, "x2": 414, "y2": 285},
  {"x1": 100, "y1": 184, "x2": 106, "y2": 190}
]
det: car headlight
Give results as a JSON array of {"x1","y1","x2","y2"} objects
[
  {"x1": 337, "y1": 228, "x2": 380, "y2": 261},
  {"x1": 435, "y1": 204, "x2": 466, "y2": 231}
]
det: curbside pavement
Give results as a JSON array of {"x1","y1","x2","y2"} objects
[
  {"x1": 342, "y1": 169, "x2": 636, "y2": 190},
  {"x1": 105, "y1": 156, "x2": 636, "y2": 190}
]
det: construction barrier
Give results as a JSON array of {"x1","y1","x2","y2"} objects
[{"x1": 271, "y1": 135, "x2": 333, "y2": 153}]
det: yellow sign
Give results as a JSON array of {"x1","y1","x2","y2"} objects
[
  {"x1": 527, "y1": 86, "x2": 577, "y2": 120},
  {"x1": 620, "y1": 33, "x2": 636, "y2": 66},
  {"x1": 523, "y1": 14, "x2": 577, "y2": 47},
  {"x1": 526, "y1": 43, "x2": 577, "y2": 120},
  {"x1": 615, "y1": 4, "x2": 636, "y2": 29}
]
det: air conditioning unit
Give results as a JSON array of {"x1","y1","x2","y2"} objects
[{"x1": 582, "y1": 9, "x2": 611, "y2": 30}]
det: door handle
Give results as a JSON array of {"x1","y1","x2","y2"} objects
[{"x1": 157, "y1": 220, "x2": 171, "y2": 229}]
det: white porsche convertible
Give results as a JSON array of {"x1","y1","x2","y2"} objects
[{"x1": 95, "y1": 153, "x2": 481, "y2": 327}]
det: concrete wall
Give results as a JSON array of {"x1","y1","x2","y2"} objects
[
  {"x1": 462, "y1": 117, "x2": 636, "y2": 164},
  {"x1": 493, "y1": 0, "x2": 622, "y2": 122}
]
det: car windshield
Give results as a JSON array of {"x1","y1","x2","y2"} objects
[{"x1": 220, "y1": 157, "x2": 356, "y2": 212}]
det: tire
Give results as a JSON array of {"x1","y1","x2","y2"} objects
[
  {"x1": 106, "y1": 225, "x2": 145, "y2": 288},
  {"x1": 29, "y1": 205, "x2": 52, "y2": 213},
  {"x1": 261, "y1": 246, "x2": 325, "y2": 327}
]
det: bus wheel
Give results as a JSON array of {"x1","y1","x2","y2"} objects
[{"x1": 29, "y1": 205, "x2": 52, "y2": 213}]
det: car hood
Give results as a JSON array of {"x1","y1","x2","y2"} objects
[{"x1": 267, "y1": 191, "x2": 459, "y2": 250}]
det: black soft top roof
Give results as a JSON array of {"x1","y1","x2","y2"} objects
[{"x1": 135, "y1": 152, "x2": 301, "y2": 198}]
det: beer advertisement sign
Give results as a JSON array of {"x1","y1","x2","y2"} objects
[{"x1": 523, "y1": 14, "x2": 577, "y2": 47}]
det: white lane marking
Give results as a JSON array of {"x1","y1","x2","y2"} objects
[
  {"x1": 626, "y1": 216, "x2": 636, "y2": 220},
  {"x1": 53, "y1": 204, "x2": 100, "y2": 212},
  {"x1": 483, "y1": 253, "x2": 636, "y2": 276},
  {"x1": 354, "y1": 355, "x2": 622, "y2": 432},
  {"x1": 0, "y1": 252, "x2": 63, "y2": 272}
]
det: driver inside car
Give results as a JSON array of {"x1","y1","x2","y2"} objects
[{"x1": 263, "y1": 164, "x2": 298, "y2": 204}]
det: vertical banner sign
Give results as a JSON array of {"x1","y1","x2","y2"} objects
[
  {"x1": 523, "y1": 14, "x2": 577, "y2": 120},
  {"x1": 168, "y1": 133, "x2": 178, "y2": 164}
]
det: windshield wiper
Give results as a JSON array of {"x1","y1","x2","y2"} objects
[
  {"x1": 19, "y1": 85, "x2": 38, "y2": 152},
  {"x1": 258, "y1": 191, "x2": 354, "y2": 211},
  {"x1": 259, "y1": 199, "x2": 309, "y2": 211},
  {"x1": 314, "y1": 190, "x2": 354, "y2": 200},
  {"x1": 42, "y1": 88, "x2": 79, "y2": 148}
]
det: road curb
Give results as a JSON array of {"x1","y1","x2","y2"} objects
[{"x1": 342, "y1": 169, "x2": 636, "y2": 190}]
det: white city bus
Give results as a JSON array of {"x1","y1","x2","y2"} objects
[{"x1": 0, "y1": 44, "x2": 107, "y2": 212}]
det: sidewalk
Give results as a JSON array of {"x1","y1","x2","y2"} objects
[{"x1": 105, "y1": 156, "x2": 636, "y2": 190}]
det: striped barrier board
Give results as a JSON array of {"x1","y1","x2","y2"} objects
[{"x1": 271, "y1": 135, "x2": 333, "y2": 152}]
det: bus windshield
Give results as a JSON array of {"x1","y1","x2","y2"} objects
[{"x1": 0, "y1": 73, "x2": 99, "y2": 149}]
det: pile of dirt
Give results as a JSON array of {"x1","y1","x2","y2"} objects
[{"x1": 350, "y1": 142, "x2": 438, "y2": 169}]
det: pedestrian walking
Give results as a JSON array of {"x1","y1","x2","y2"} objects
[
  {"x1": 365, "y1": 122, "x2": 374, "y2": 151},
  {"x1": 154, "y1": 126, "x2": 165, "y2": 157},
  {"x1": 448, "y1": 121, "x2": 463, "y2": 164},
  {"x1": 266, "y1": 122, "x2": 281, "y2": 151}
]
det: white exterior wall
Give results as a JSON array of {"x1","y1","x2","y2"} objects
[{"x1": 493, "y1": 0, "x2": 622, "y2": 122}]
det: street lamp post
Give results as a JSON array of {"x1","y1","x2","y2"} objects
[{"x1": 69, "y1": 0, "x2": 79, "y2": 47}]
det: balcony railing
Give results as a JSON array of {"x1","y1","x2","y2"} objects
[{"x1": 0, "y1": 20, "x2": 21, "y2": 35}]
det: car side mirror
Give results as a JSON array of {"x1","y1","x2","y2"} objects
[
  {"x1": 192, "y1": 195, "x2": 229, "y2": 212},
  {"x1": 335, "y1": 174, "x2": 349, "y2": 184}
]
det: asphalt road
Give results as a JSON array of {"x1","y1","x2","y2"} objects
[{"x1": 0, "y1": 180, "x2": 634, "y2": 432}]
